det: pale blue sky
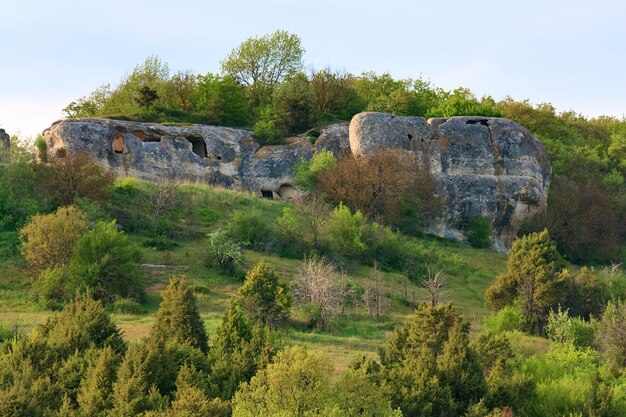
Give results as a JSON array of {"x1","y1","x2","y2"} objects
[{"x1": 1, "y1": 0, "x2": 625, "y2": 137}]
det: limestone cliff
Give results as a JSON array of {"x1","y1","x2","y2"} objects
[{"x1": 43, "y1": 113, "x2": 550, "y2": 250}]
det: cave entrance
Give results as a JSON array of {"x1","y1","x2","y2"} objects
[
  {"x1": 466, "y1": 119, "x2": 489, "y2": 127},
  {"x1": 112, "y1": 134, "x2": 125, "y2": 154},
  {"x1": 261, "y1": 190, "x2": 274, "y2": 199},
  {"x1": 186, "y1": 135, "x2": 208, "y2": 158}
]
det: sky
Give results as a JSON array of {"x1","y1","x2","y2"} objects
[{"x1": 1, "y1": 0, "x2": 625, "y2": 138}]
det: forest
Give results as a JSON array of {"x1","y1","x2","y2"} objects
[{"x1": 0, "y1": 30, "x2": 625, "y2": 416}]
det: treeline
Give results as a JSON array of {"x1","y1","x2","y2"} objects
[{"x1": 62, "y1": 30, "x2": 625, "y2": 264}]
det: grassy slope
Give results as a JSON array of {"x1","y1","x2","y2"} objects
[{"x1": 0, "y1": 179, "x2": 518, "y2": 372}]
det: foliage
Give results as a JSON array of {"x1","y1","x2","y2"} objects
[
  {"x1": 325, "y1": 203, "x2": 368, "y2": 258},
  {"x1": 208, "y1": 301, "x2": 273, "y2": 400},
  {"x1": 37, "y1": 151, "x2": 116, "y2": 206},
  {"x1": 545, "y1": 307, "x2": 595, "y2": 348},
  {"x1": 206, "y1": 228, "x2": 243, "y2": 274},
  {"x1": 597, "y1": 300, "x2": 626, "y2": 371},
  {"x1": 20, "y1": 205, "x2": 87, "y2": 275},
  {"x1": 294, "y1": 149, "x2": 337, "y2": 191},
  {"x1": 69, "y1": 220, "x2": 143, "y2": 303},
  {"x1": 317, "y1": 148, "x2": 442, "y2": 232},
  {"x1": 485, "y1": 230, "x2": 570, "y2": 333},
  {"x1": 195, "y1": 73, "x2": 250, "y2": 126},
  {"x1": 481, "y1": 305, "x2": 523, "y2": 334},
  {"x1": 235, "y1": 261, "x2": 292, "y2": 327},
  {"x1": 151, "y1": 276, "x2": 209, "y2": 354},
  {"x1": 466, "y1": 218, "x2": 493, "y2": 249},
  {"x1": 227, "y1": 208, "x2": 273, "y2": 250},
  {"x1": 41, "y1": 291, "x2": 126, "y2": 357},
  {"x1": 221, "y1": 30, "x2": 304, "y2": 106}
]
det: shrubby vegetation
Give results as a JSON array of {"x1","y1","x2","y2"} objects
[{"x1": 1, "y1": 28, "x2": 626, "y2": 416}]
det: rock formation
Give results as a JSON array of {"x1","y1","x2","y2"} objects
[
  {"x1": 349, "y1": 112, "x2": 551, "y2": 250},
  {"x1": 43, "y1": 113, "x2": 550, "y2": 251},
  {"x1": 0, "y1": 128, "x2": 9, "y2": 154}
]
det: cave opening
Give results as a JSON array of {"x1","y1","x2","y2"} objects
[
  {"x1": 186, "y1": 135, "x2": 208, "y2": 158},
  {"x1": 466, "y1": 119, "x2": 489, "y2": 127},
  {"x1": 261, "y1": 190, "x2": 274, "y2": 199}
]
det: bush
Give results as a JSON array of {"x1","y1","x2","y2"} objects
[
  {"x1": 69, "y1": 220, "x2": 143, "y2": 304},
  {"x1": 227, "y1": 209, "x2": 273, "y2": 250},
  {"x1": 324, "y1": 203, "x2": 368, "y2": 258},
  {"x1": 206, "y1": 228, "x2": 243, "y2": 274},
  {"x1": 481, "y1": 305, "x2": 524, "y2": 334},
  {"x1": 466, "y1": 218, "x2": 493, "y2": 248},
  {"x1": 317, "y1": 148, "x2": 442, "y2": 231},
  {"x1": 107, "y1": 298, "x2": 148, "y2": 315},
  {"x1": 294, "y1": 149, "x2": 337, "y2": 191},
  {"x1": 37, "y1": 151, "x2": 115, "y2": 206},
  {"x1": 545, "y1": 308, "x2": 595, "y2": 348},
  {"x1": 20, "y1": 205, "x2": 88, "y2": 275}
]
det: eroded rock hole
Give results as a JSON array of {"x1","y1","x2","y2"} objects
[
  {"x1": 407, "y1": 134, "x2": 413, "y2": 140},
  {"x1": 112, "y1": 134, "x2": 125, "y2": 154},
  {"x1": 466, "y1": 119, "x2": 489, "y2": 126},
  {"x1": 186, "y1": 135, "x2": 208, "y2": 158},
  {"x1": 277, "y1": 184, "x2": 297, "y2": 200},
  {"x1": 261, "y1": 190, "x2": 274, "y2": 199},
  {"x1": 133, "y1": 130, "x2": 161, "y2": 142},
  {"x1": 56, "y1": 149, "x2": 67, "y2": 158}
]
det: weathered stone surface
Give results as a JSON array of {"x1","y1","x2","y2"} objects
[
  {"x1": 350, "y1": 112, "x2": 551, "y2": 250},
  {"x1": 0, "y1": 129, "x2": 9, "y2": 154},
  {"x1": 314, "y1": 123, "x2": 350, "y2": 157},
  {"x1": 43, "y1": 112, "x2": 551, "y2": 250}
]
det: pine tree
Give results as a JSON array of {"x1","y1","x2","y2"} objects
[
  {"x1": 167, "y1": 364, "x2": 230, "y2": 417},
  {"x1": 208, "y1": 302, "x2": 273, "y2": 400},
  {"x1": 152, "y1": 276, "x2": 208, "y2": 354},
  {"x1": 236, "y1": 261, "x2": 292, "y2": 327},
  {"x1": 436, "y1": 320, "x2": 487, "y2": 415},
  {"x1": 77, "y1": 346, "x2": 119, "y2": 417}
]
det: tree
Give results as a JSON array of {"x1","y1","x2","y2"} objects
[
  {"x1": 69, "y1": 220, "x2": 143, "y2": 304},
  {"x1": 485, "y1": 230, "x2": 569, "y2": 333},
  {"x1": 221, "y1": 30, "x2": 304, "y2": 106},
  {"x1": 598, "y1": 300, "x2": 626, "y2": 371},
  {"x1": 151, "y1": 276, "x2": 209, "y2": 354},
  {"x1": 236, "y1": 261, "x2": 292, "y2": 327},
  {"x1": 292, "y1": 257, "x2": 351, "y2": 330},
  {"x1": 208, "y1": 302, "x2": 273, "y2": 400},
  {"x1": 37, "y1": 151, "x2": 116, "y2": 206},
  {"x1": 20, "y1": 205, "x2": 87, "y2": 275},
  {"x1": 317, "y1": 148, "x2": 442, "y2": 232},
  {"x1": 76, "y1": 346, "x2": 119, "y2": 416},
  {"x1": 194, "y1": 73, "x2": 250, "y2": 126},
  {"x1": 231, "y1": 346, "x2": 332, "y2": 417},
  {"x1": 421, "y1": 269, "x2": 446, "y2": 307},
  {"x1": 42, "y1": 291, "x2": 126, "y2": 358},
  {"x1": 167, "y1": 364, "x2": 230, "y2": 417}
]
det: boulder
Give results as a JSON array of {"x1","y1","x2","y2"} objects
[
  {"x1": 0, "y1": 128, "x2": 9, "y2": 154},
  {"x1": 350, "y1": 112, "x2": 551, "y2": 250}
]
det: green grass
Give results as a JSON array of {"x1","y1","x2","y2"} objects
[{"x1": 0, "y1": 179, "x2": 511, "y2": 372}]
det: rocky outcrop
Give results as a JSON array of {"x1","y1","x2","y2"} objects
[
  {"x1": 349, "y1": 112, "x2": 551, "y2": 250},
  {"x1": 0, "y1": 129, "x2": 9, "y2": 154},
  {"x1": 43, "y1": 113, "x2": 551, "y2": 250}
]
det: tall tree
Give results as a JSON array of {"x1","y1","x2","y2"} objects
[
  {"x1": 151, "y1": 276, "x2": 209, "y2": 354},
  {"x1": 221, "y1": 30, "x2": 304, "y2": 106}
]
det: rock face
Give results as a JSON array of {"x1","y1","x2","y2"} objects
[
  {"x1": 43, "y1": 113, "x2": 550, "y2": 250},
  {"x1": 349, "y1": 112, "x2": 551, "y2": 250},
  {"x1": 0, "y1": 128, "x2": 9, "y2": 154}
]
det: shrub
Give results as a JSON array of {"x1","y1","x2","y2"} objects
[
  {"x1": 545, "y1": 308, "x2": 595, "y2": 348},
  {"x1": 227, "y1": 209, "x2": 273, "y2": 250},
  {"x1": 236, "y1": 261, "x2": 292, "y2": 327},
  {"x1": 37, "y1": 151, "x2": 115, "y2": 206},
  {"x1": 482, "y1": 305, "x2": 523, "y2": 334},
  {"x1": 294, "y1": 149, "x2": 337, "y2": 191},
  {"x1": 107, "y1": 298, "x2": 148, "y2": 315},
  {"x1": 317, "y1": 148, "x2": 442, "y2": 231},
  {"x1": 466, "y1": 218, "x2": 493, "y2": 248},
  {"x1": 20, "y1": 205, "x2": 88, "y2": 275},
  {"x1": 206, "y1": 228, "x2": 243, "y2": 274},
  {"x1": 324, "y1": 203, "x2": 368, "y2": 258},
  {"x1": 69, "y1": 220, "x2": 143, "y2": 304}
]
